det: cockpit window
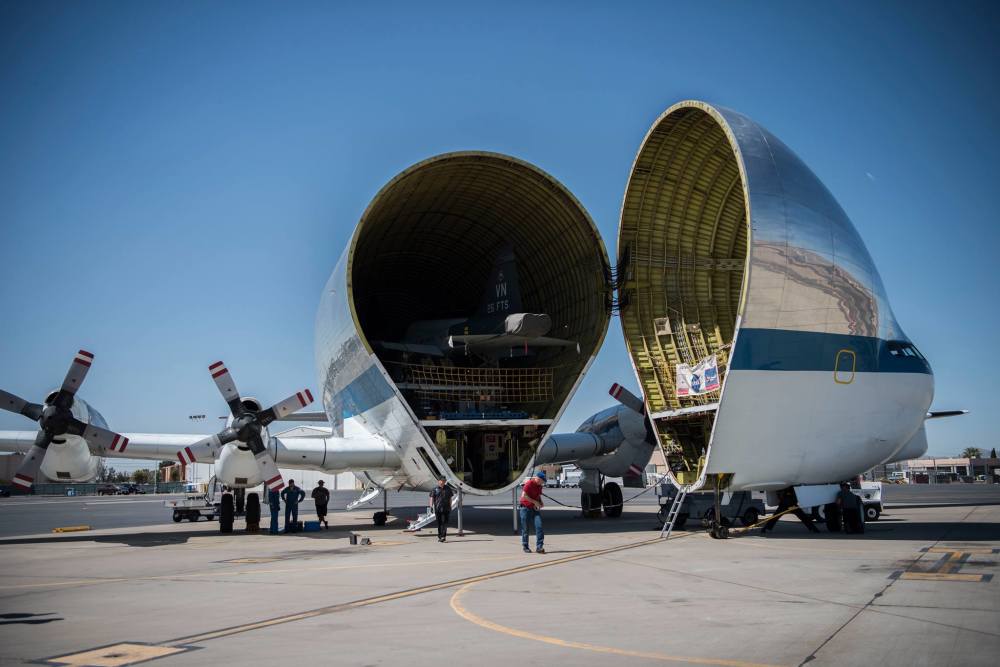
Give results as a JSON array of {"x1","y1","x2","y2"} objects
[{"x1": 887, "y1": 341, "x2": 925, "y2": 360}]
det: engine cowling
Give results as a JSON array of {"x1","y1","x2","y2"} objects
[
  {"x1": 33, "y1": 397, "x2": 104, "y2": 482},
  {"x1": 214, "y1": 443, "x2": 265, "y2": 488}
]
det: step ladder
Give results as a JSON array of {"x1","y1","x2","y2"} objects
[
  {"x1": 406, "y1": 495, "x2": 461, "y2": 532},
  {"x1": 346, "y1": 486, "x2": 382, "y2": 511},
  {"x1": 659, "y1": 487, "x2": 689, "y2": 538}
]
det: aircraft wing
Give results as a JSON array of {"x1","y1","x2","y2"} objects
[
  {"x1": 0, "y1": 430, "x2": 218, "y2": 463},
  {"x1": 925, "y1": 410, "x2": 969, "y2": 420},
  {"x1": 373, "y1": 341, "x2": 445, "y2": 357},
  {"x1": 448, "y1": 334, "x2": 578, "y2": 350},
  {"x1": 273, "y1": 411, "x2": 329, "y2": 423}
]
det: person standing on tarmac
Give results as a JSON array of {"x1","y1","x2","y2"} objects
[
  {"x1": 281, "y1": 480, "x2": 306, "y2": 532},
  {"x1": 267, "y1": 488, "x2": 281, "y2": 535},
  {"x1": 761, "y1": 487, "x2": 820, "y2": 534},
  {"x1": 311, "y1": 480, "x2": 330, "y2": 529},
  {"x1": 519, "y1": 471, "x2": 546, "y2": 554},
  {"x1": 429, "y1": 477, "x2": 454, "y2": 542},
  {"x1": 838, "y1": 482, "x2": 864, "y2": 534}
]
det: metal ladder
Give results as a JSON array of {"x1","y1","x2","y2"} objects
[
  {"x1": 406, "y1": 495, "x2": 461, "y2": 532},
  {"x1": 659, "y1": 487, "x2": 689, "y2": 538},
  {"x1": 346, "y1": 486, "x2": 382, "y2": 511}
]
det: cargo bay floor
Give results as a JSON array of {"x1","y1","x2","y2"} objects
[{"x1": 0, "y1": 492, "x2": 997, "y2": 666}]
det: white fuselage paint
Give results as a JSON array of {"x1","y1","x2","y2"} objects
[{"x1": 707, "y1": 370, "x2": 934, "y2": 489}]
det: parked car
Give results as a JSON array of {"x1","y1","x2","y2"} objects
[
  {"x1": 0, "y1": 487, "x2": 10, "y2": 498},
  {"x1": 118, "y1": 483, "x2": 146, "y2": 495},
  {"x1": 97, "y1": 484, "x2": 119, "y2": 495}
]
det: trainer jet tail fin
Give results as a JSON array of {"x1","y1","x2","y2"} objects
[{"x1": 476, "y1": 244, "x2": 523, "y2": 319}]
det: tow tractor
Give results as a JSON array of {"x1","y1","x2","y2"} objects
[
  {"x1": 656, "y1": 482, "x2": 766, "y2": 530},
  {"x1": 165, "y1": 477, "x2": 221, "y2": 522}
]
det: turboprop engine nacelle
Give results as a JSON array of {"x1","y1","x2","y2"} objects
[
  {"x1": 535, "y1": 403, "x2": 655, "y2": 482},
  {"x1": 214, "y1": 443, "x2": 265, "y2": 488},
  {"x1": 38, "y1": 396, "x2": 104, "y2": 482}
]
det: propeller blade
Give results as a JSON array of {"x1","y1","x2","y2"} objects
[
  {"x1": 79, "y1": 421, "x2": 131, "y2": 454},
  {"x1": 257, "y1": 389, "x2": 314, "y2": 426},
  {"x1": 609, "y1": 383, "x2": 645, "y2": 415},
  {"x1": 61, "y1": 350, "x2": 94, "y2": 396},
  {"x1": 12, "y1": 431, "x2": 54, "y2": 490},
  {"x1": 176, "y1": 428, "x2": 239, "y2": 464},
  {"x1": 254, "y1": 450, "x2": 285, "y2": 493},
  {"x1": 247, "y1": 431, "x2": 284, "y2": 492},
  {"x1": 0, "y1": 389, "x2": 43, "y2": 421},
  {"x1": 208, "y1": 361, "x2": 243, "y2": 416}
]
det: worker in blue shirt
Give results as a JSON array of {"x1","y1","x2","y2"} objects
[
  {"x1": 280, "y1": 480, "x2": 306, "y2": 532},
  {"x1": 268, "y1": 489, "x2": 281, "y2": 534}
]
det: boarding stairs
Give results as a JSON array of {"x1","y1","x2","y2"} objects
[
  {"x1": 659, "y1": 486, "x2": 690, "y2": 538},
  {"x1": 405, "y1": 495, "x2": 461, "y2": 532},
  {"x1": 346, "y1": 486, "x2": 382, "y2": 511}
]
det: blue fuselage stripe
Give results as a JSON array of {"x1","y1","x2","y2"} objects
[{"x1": 729, "y1": 328, "x2": 932, "y2": 374}]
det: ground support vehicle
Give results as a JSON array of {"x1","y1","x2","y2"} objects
[
  {"x1": 165, "y1": 495, "x2": 219, "y2": 522},
  {"x1": 852, "y1": 481, "x2": 883, "y2": 521},
  {"x1": 656, "y1": 484, "x2": 765, "y2": 530}
]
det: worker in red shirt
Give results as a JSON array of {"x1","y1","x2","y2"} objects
[{"x1": 519, "y1": 471, "x2": 546, "y2": 554}]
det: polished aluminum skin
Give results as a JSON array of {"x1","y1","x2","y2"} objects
[{"x1": 699, "y1": 101, "x2": 907, "y2": 340}]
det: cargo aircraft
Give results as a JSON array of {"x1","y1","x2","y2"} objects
[{"x1": 0, "y1": 101, "x2": 962, "y2": 529}]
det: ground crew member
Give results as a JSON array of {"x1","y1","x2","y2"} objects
[
  {"x1": 762, "y1": 487, "x2": 820, "y2": 534},
  {"x1": 311, "y1": 480, "x2": 330, "y2": 529},
  {"x1": 838, "y1": 482, "x2": 864, "y2": 534},
  {"x1": 429, "y1": 476, "x2": 454, "y2": 542},
  {"x1": 281, "y1": 480, "x2": 306, "y2": 532},
  {"x1": 268, "y1": 489, "x2": 281, "y2": 535},
  {"x1": 519, "y1": 471, "x2": 546, "y2": 553}
]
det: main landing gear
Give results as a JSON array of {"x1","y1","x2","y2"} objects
[
  {"x1": 708, "y1": 475, "x2": 728, "y2": 539},
  {"x1": 373, "y1": 488, "x2": 389, "y2": 526},
  {"x1": 580, "y1": 472, "x2": 623, "y2": 518}
]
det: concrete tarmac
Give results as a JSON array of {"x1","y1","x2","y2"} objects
[{"x1": 0, "y1": 486, "x2": 997, "y2": 666}]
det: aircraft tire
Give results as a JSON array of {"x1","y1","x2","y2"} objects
[
  {"x1": 172, "y1": 511, "x2": 183, "y2": 523},
  {"x1": 373, "y1": 511, "x2": 387, "y2": 526},
  {"x1": 741, "y1": 507, "x2": 760, "y2": 527},
  {"x1": 220, "y1": 493, "x2": 235, "y2": 533},
  {"x1": 865, "y1": 505, "x2": 880, "y2": 521},
  {"x1": 245, "y1": 493, "x2": 261, "y2": 525},
  {"x1": 602, "y1": 482, "x2": 623, "y2": 518},
  {"x1": 580, "y1": 492, "x2": 602, "y2": 518}
]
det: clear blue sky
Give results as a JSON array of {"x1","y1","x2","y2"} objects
[{"x1": 2, "y1": 1, "x2": 997, "y2": 468}]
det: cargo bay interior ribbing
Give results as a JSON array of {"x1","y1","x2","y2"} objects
[
  {"x1": 350, "y1": 152, "x2": 609, "y2": 489},
  {"x1": 618, "y1": 107, "x2": 749, "y2": 483}
]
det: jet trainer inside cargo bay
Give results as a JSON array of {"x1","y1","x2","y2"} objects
[{"x1": 0, "y1": 101, "x2": 962, "y2": 537}]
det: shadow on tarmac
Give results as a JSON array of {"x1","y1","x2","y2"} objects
[
  {"x1": 743, "y1": 519, "x2": 999, "y2": 542},
  {"x1": 1, "y1": 502, "x2": 995, "y2": 547},
  {"x1": 0, "y1": 612, "x2": 63, "y2": 626}
]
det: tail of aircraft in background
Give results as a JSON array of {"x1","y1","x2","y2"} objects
[{"x1": 373, "y1": 244, "x2": 578, "y2": 359}]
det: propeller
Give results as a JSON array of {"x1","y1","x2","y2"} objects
[
  {"x1": 0, "y1": 350, "x2": 128, "y2": 490},
  {"x1": 177, "y1": 361, "x2": 314, "y2": 493},
  {"x1": 609, "y1": 382, "x2": 657, "y2": 445}
]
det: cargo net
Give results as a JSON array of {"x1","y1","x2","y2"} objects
[{"x1": 391, "y1": 362, "x2": 554, "y2": 403}]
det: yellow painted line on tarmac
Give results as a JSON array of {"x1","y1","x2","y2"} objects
[
  {"x1": 169, "y1": 534, "x2": 670, "y2": 646},
  {"x1": 52, "y1": 525, "x2": 90, "y2": 533},
  {"x1": 927, "y1": 546, "x2": 996, "y2": 555},
  {"x1": 899, "y1": 572, "x2": 987, "y2": 582},
  {"x1": 0, "y1": 577, "x2": 131, "y2": 590},
  {"x1": 0, "y1": 555, "x2": 519, "y2": 591},
  {"x1": 449, "y1": 583, "x2": 784, "y2": 667}
]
